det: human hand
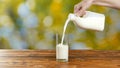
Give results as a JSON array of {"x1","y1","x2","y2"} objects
[{"x1": 74, "y1": 0, "x2": 94, "y2": 16}]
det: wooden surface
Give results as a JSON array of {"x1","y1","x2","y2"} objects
[{"x1": 0, "y1": 50, "x2": 120, "y2": 68}]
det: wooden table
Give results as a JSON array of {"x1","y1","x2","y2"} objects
[{"x1": 0, "y1": 50, "x2": 120, "y2": 68}]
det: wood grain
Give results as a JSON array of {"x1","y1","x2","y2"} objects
[{"x1": 0, "y1": 50, "x2": 120, "y2": 68}]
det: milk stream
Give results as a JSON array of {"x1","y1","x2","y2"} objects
[
  {"x1": 61, "y1": 18, "x2": 70, "y2": 45},
  {"x1": 56, "y1": 18, "x2": 70, "y2": 62}
]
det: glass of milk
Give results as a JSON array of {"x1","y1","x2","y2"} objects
[
  {"x1": 56, "y1": 34, "x2": 69, "y2": 62},
  {"x1": 56, "y1": 44, "x2": 69, "y2": 62}
]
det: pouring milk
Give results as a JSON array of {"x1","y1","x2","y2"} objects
[
  {"x1": 61, "y1": 11, "x2": 105, "y2": 45},
  {"x1": 56, "y1": 11, "x2": 105, "y2": 62}
]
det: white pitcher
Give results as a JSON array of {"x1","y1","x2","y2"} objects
[{"x1": 68, "y1": 11, "x2": 105, "y2": 31}]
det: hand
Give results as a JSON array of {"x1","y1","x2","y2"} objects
[
  {"x1": 74, "y1": 0, "x2": 94, "y2": 16},
  {"x1": 74, "y1": 0, "x2": 120, "y2": 16}
]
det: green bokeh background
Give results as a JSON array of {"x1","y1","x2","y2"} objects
[{"x1": 0, "y1": 0, "x2": 120, "y2": 50}]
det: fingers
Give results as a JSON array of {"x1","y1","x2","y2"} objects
[
  {"x1": 74, "y1": 4, "x2": 81, "y2": 13},
  {"x1": 74, "y1": 5, "x2": 86, "y2": 17},
  {"x1": 76, "y1": 9, "x2": 86, "y2": 17},
  {"x1": 74, "y1": 2, "x2": 86, "y2": 17},
  {"x1": 74, "y1": 0, "x2": 93, "y2": 17}
]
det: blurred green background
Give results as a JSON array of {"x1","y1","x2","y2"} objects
[{"x1": 0, "y1": 0, "x2": 120, "y2": 50}]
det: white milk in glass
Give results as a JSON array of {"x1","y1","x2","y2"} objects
[{"x1": 56, "y1": 44, "x2": 68, "y2": 62}]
